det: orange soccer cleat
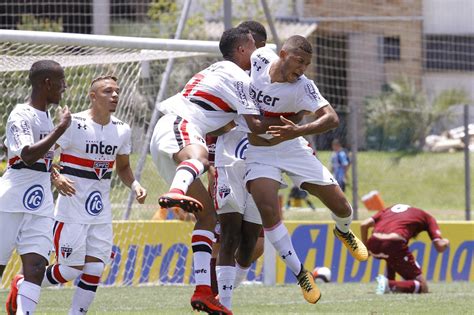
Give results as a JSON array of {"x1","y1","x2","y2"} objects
[
  {"x1": 5, "y1": 274, "x2": 24, "y2": 315},
  {"x1": 191, "y1": 286, "x2": 232, "y2": 315},
  {"x1": 158, "y1": 192, "x2": 203, "y2": 213}
]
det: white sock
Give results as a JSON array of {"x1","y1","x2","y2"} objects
[
  {"x1": 265, "y1": 222, "x2": 302, "y2": 275},
  {"x1": 17, "y1": 280, "x2": 41, "y2": 314},
  {"x1": 170, "y1": 159, "x2": 205, "y2": 194},
  {"x1": 42, "y1": 264, "x2": 82, "y2": 287},
  {"x1": 331, "y1": 211, "x2": 353, "y2": 233},
  {"x1": 192, "y1": 230, "x2": 214, "y2": 287},
  {"x1": 216, "y1": 265, "x2": 236, "y2": 310},
  {"x1": 234, "y1": 262, "x2": 250, "y2": 288},
  {"x1": 69, "y1": 262, "x2": 103, "y2": 315}
]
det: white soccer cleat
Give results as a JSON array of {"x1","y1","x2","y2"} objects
[{"x1": 375, "y1": 274, "x2": 389, "y2": 295}]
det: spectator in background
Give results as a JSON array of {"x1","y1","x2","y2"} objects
[
  {"x1": 360, "y1": 204, "x2": 449, "y2": 295},
  {"x1": 330, "y1": 139, "x2": 350, "y2": 192}
]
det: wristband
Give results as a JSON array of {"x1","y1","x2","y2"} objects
[{"x1": 131, "y1": 180, "x2": 140, "y2": 191}]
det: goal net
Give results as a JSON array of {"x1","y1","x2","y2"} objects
[{"x1": 0, "y1": 30, "x2": 224, "y2": 288}]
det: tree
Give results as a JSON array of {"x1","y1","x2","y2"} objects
[{"x1": 365, "y1": 77, "x2": 470, "y2": 151}]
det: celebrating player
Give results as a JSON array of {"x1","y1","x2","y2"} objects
[
  {"x1": 214, "y1": 20, "x2": 268, "y2": 310},
  {"x1": 1, "y1": 60, "x2": 70, "y2": 315},
  {"x1": 150, "y1": 27, "x2": 302, "y2": 314},
  {"x1": 6, "y1": 75, "x2": 147, "y2": 314},
  {"x1": 360, "y1": 204, "x2": 449, "y2": 294},
  {"x1": 245, "y1": 35, "x2": 369, "y2": 304}
]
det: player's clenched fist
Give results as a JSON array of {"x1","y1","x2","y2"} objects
[{"x1": 58, "y1": 105, "x2": 72, "y2": 130}]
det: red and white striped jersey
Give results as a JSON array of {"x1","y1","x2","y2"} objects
[
  {"x1": 0, "y1": 103, "x2": 55, "y2": 216},
  {"x1": 54, "y1": 110, "x2": 131, "y2": 224},
  {"x1": 250, "y1": 47, "x2": 329, "y2": 117},
  {"x1": 158, "y1": 60, "x2": 260, "y2": 134}
]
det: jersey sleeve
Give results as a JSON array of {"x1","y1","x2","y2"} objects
[
  {"x1": 6, "y1": 111, "x2": 34, "y2": 157},
  {"x1": 228, "y1": 72, "x2": 260, "y2": 116},
  {"x1": 117, "y1": 125, "x2": 132, "y2": 155},
  {"x1": 424, "y1": 212, "x2": 443, "y2": 240},
  {"x1": 296, "y1": 79, "x2": 330, "y2": 112},
  {"x1": 371, "y1": 208, "x2": 386, "y2": 224},
  {"x1": 56, "y1": 118, "x2": 72, "y2": 149}
]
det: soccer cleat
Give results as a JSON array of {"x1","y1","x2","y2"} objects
[
  {"x1": 5, "y1": 274, "x2": 24, "y2": 315},
  {"x1": 191, "y1": 287, "x2": 232, "y2": 315},
  {"x1": 296, "y1": 267, "x2": 321, "y2": 304},
  {"x1": 159, "y1": 192, "x2": 203, "y2": 213},
  {"x1": 375, "y1": 274, "x2": 389, "y2": 295},
  {"x1": 333, "y1": 228, "x2": 369, "y2": 261}
]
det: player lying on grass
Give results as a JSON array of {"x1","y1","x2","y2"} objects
[
  {"x1": 360, "y1": 204, "x2": 449, "y2": 294},
  {"x1": 1, "y1": 60, "x2": 71, "y2": 315},
  {"x1": 6, "y1": 75, "x2": 147, "y2": 315}
]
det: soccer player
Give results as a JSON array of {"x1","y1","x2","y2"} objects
[
  {"x1": 214, "y1": 20, "x2": 268, "y2": 310},
  {"x1": 150, "y1": 27, "x2": 301, "y2": 314},
  {"x1": 330, "y1": 139, "x2": 350, "y2": 192},
  {"x1": 360, "y1": 204, "x2": 450, "y2": 294},
  {"x1": 1, "y1": 60, "x2": 71, "y2": 315},
  {"x1": 245, "y1": 35, "x2": 369, "y2": 304},
  {"x1": 6, "y1": 75, "x2": 147, "y2": 314}
]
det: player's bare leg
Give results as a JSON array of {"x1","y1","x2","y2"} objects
[
  {"x1": 249, "y1": 178, "x2": 321, "y2": 304},
  {"x1": 234, "y1": 221, "x2": 262, "y2": 288},
  {"x1": 302, "y1": 183, "x2": 368, "y2": 261},
  {"x1": 6, "y1": 253, "x2": 48, "y2": 315},
  {"x1": 216, "y1": 212, "x2": 242, "y2": 309}
]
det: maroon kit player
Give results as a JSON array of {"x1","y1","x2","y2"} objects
[{"x1": 360, "y1": 204, "x2": 449, "y2": 294}]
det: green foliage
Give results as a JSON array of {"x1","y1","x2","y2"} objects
[
  {"x1": 16, "y1": 14, "x2": 63, "y2": 32},
  {"x1": 365, "y1": 77, "x2": 470, "y2": 150}
]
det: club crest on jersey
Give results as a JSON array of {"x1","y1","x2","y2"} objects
[
  {"x1": 218, "y1": 184, "x2": 231, "y2": 199},
  {"x1": 43, "y1": 150, "x2": 54, "y2": 171},
  {"x1": 93, "y1": 161, "x2": 110, "y2": 179},
  {"x1": 61, "y1": 244, "x2": 73, "y2": 258},
  {"x1": 23, "y1": 184, "x2": 44, "y2": 211},
  {"x1": 85, "y1": 191, "x2": 103, "y2": 216}
]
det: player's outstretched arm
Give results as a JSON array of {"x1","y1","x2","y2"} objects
[
  {"x1": 21, "y1": 106, "x2": 71, "y2": 165},
  {"x1": 268, "y1": 105, "x2": 338, "y2": 140},
  {"x1": 360, "y1": 218, "x2": 375, "y2": 247},
  {"x1": 115, "y1": 154, "x2": 147, "y2": 204}
]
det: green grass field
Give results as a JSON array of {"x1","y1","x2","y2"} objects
[
  {"x1": 119, "y1": 151, "x2": 472, "y2": 221},
  {"x1": 1, "y1": 282, "x2": 473, "y2": 314}
]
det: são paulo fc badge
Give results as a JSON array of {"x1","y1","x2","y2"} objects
[
  {"x1": 61, "y1": 244, "x2": 73, "y2": 258},
  {"x1": 218, "y1": 184, "x2": 231, "y2": 199},
  {"x1": 23, "y1": 184, "x2": 44, "y2": 211},
  {"x1": 85, "y1": 191, "x2": 103, "y2": 216}
]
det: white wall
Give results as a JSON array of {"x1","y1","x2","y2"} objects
[{"x1": 423, "y1": 0, "x2": 474, "y2": 34}]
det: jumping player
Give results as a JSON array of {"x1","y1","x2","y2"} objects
[
  {"x1": 6, "y1": 75, "x2": 147, "y2": 314},
  {"x1": 245, "y1": 35, "x2": 369, "y2": 304},
  {"x1": 214, "y1": 20, "x2": 268, "y2": 310},
  {"x1": 150, "y1": 27, "x2": 302, "y2": 314},
  {"x1": 1, "y1": 60, "x2": 71, "y2": 315},
  {"x1": 360, "y1": 204, "x2": 449, "y2": 294}
]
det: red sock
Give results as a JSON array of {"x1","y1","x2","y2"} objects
[
  {"x1": 210, "y1": 258, "x2": 218, "y2": 296},
  {"x1": 389, "y1": 280, "x2": 420, "y2": 293}
]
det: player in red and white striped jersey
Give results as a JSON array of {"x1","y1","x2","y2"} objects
[
  {"x1": 1, "y1": 60, "x2": 71, "y2": 315},
  {"x1": 6, "y1": 76, "x2": 147, "y2": 315},
  {"x1": 150, "y1": 27, "x2": 303, "y2": 315}
]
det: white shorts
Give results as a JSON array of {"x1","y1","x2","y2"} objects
[
  {"x1": 150, "y1": 113, "x2": 208, "y2": 184},
  {"x1": 244, "y1": 137, "x2": 337, "y2": 188},
  {"x1": 0, "y1": 212, "x2": 53, "y2": 264},
  {"x1": 53, "y1": 222, "x2": 113, "y2": 266},
  {"x1": 214, "y1": 164, "x2": 262, "y2": 225}
]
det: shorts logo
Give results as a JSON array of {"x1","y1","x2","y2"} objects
[
  {"x1": 93, "y1": 161, "x2": 110, "y2": 179},
  {"x1": 23, "y1": 185, "x2": 44, "y2": 211},
  {"x1": 85, "y1": 191, "x2": 103, "y2": 216},
  {"x1": 61, "y1": 244, "x2": 73, "y2": 258},
  {"x1": 218, "y1": 185, "x2": 231, "y2": 199}
]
